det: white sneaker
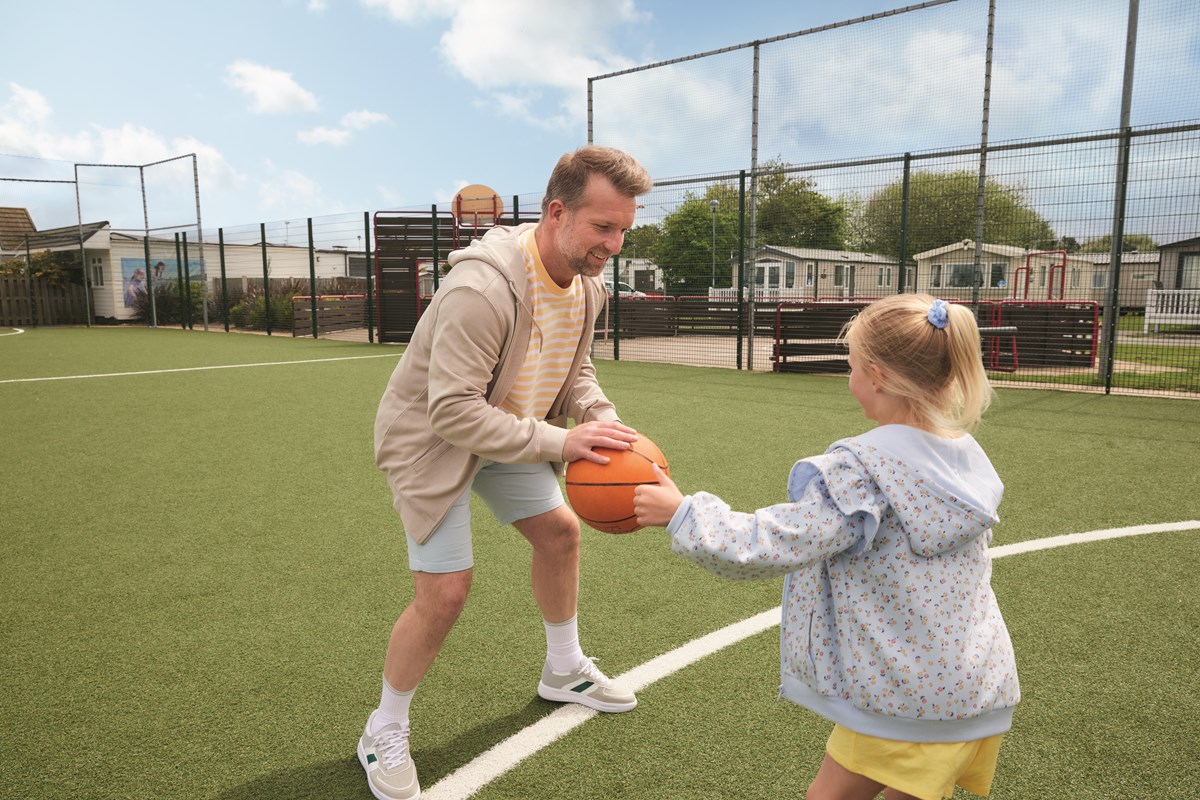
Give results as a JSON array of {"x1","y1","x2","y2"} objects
[
  {"x1": 357, "y1": 713, "x2": 420, "y2": 800},
  {"x1": 536, "y1": 656, "x2": 637, "y2": 713}
]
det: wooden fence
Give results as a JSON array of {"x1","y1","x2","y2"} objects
[
  {"x1": 0, "y1": 274, "x2": 89, "y2": 326},
  {"x1": 291, "y1": 294, "x2": 366, "y2": 337}
]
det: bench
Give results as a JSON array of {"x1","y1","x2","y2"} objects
[{"x1": 1144, "y1": 288, "x2": 1200, "y2": 332}]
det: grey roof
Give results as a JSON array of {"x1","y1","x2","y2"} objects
[
  {"x1": 1159, "y1": 235, "x2": 1200, "y2": 250},
  {"x1": 757, "y1": 244, "x2": 896, "y2": 264},
  {"x1": 8, "y1": 221, "x2": 110, "y2": 252}
]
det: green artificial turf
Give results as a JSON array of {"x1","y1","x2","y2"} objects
[{"x1": 2, "y1": 327, "x2": 1198, "y2": 799}]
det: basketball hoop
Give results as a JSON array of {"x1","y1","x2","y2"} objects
[{"x1": 451, "y1": 184, "x2": 503, "y2": 227}]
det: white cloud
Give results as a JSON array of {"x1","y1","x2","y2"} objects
[
  {"x1": 0, "y1": 83, "x2": 93, "y2": 161},
  {"x1": 360, "y1": 0, "x2": 448, "y2": 23},
  {"x1": 362, "y1": 0, "x2": 646, "y2": 126},
  {"x1": 225, "y1": 60, "x2": 319, "y2": 114},
  {"x1": 341, "y1": 109, "x2": 389, "y2": 130},
  {"x1": 307, "y1": 0, "x2": 328, "y2": 10},
  {"x1": 0, "y1": 83, "x2": 241, "y2": 193},
  {"x1": 298, "y1": 109, "x2": 389, "y2": 146},
  {"x1": 438, "y1": 0, "x2": 642, "y2": 92},
  {"x1": 259, "y1": 164, "x2": 326, "y2": 211},
  {"x1": 298, "y1": 126, "x2": 352, "y2": 146}
]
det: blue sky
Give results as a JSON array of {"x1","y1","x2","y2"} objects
[{"x1": 2, "y1": 0, "x2": 1197, "y2": 240}]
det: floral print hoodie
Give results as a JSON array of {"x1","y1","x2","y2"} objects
[{"x1": 666, "y1": 424, "x2": 1019, "y2": 742}]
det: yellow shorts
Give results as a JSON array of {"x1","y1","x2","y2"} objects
[{"x1": 826, "y1": 725, "x2": 1004, "y2": 800}]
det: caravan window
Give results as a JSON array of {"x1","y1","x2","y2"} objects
[
  {"x1": 805, "y1": 263, "x2": 815, "y2": 286},
  {"x1": 930, "y1": 264, "x2": 942, "y2": 288},
  {"x1": 989, "y1": 263, "x2": 1006, "y2": 288},
  {"x1": 1181, "y1": 253, "x2": 1200, "y2": 288},
  {"x1": 948, "y1": 263, "x2": 981, "y2": 287},
  {"x1": 785, "y1": 262, "x2": 796, "y2": 289}
]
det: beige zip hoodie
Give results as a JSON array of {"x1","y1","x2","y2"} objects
[{"x1": 373, "y1": 223, "x2": 618, "y2": 544}]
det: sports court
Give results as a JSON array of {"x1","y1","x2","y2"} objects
[{"x1": 2, "y1": 326, "x2": 1197, "y2": 799}]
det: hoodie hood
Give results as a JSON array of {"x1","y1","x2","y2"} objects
[
  {"x1": 445, "y1": 223, "x2": 537, "y2": 283},
  {"x1": 792, "y1": 425, "x2": 1002, "y2": 558}
]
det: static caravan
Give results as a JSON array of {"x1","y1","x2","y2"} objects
[
  {"x1": 727, "y1": 245, "x2": 900, "y2": 301},
  {"x1": 910, "y1": 241, "x2": 1103, "y2": 305}
]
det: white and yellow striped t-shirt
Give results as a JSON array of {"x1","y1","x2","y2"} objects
[{"x1": 499, "y1": 229, "x2": 585, "y2": 421}]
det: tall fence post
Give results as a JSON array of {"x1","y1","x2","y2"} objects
[
  {"x1": 174, "y1": 233, "x2": 185, "y2": 327},
  {"x1": 1102, "y1": 0, "x2": 1140, "y2": 394},
  {"x1": 610, "y1": 255, "x2": 621, "y2": 360},
  {"x1": 182, "y1": 232, "x2": 194, "y2": 330},
  {"x1": 260, "y1": 223, "x2": 272, "y2": 336},
  {"x1": 971, "y1": 0, "x2": 997, "y2": 310},
  {"x1": 218, "y1": 228, "x2": 230, "y2": 332},
  {"x1": 431, "y1": 204, "x2": 441, "y2": 294},
  {"x1": 364, "y1": 212, "x2": 374, "y2": 344},
  {"x1": 897, "y1": 153, "x2": 912, "y2": 293},
  {"x1": 142, "y1": 233, "x2": 156, "y2": 327},
  {"x1": 23, "y1": 235, "x2": 38, "y2": 327},
  {"x1": 736, "y1": 170, "x2": 746, "y2": 370},
  {"x1": 308, "y1": 218, "x2": 318, "y2": 339}
]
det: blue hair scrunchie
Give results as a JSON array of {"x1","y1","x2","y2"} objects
[{"x1": 927, "y1": 299, "x2": 950, "y2": 329}]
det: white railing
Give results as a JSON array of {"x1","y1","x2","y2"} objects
[{"x1": 1144, "y1": 288, "x2": 1200, "y2": 332}]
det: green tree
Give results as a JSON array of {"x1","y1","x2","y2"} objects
[
  {"x1": 0, "y1": 249, "x2": 83, "y2": 286},
  {"x1": 857, "y1": 170, "x2": 1057, "y2": 259},
  {"x1": 621, "y1": 224, "x2": 663, "y2": 262},
  {"x1": 754, "y1": 161, "x2": 847, "y2": 250},
  {"x1": 1078, "y1": 233, "x2": 1157, "y2": 253},
  {"x1": 653, "y1": 165, "x2": 847, "y2": 295},
  {"x1": 655, "y1": 184, "x2": 740, "y2": 295}
]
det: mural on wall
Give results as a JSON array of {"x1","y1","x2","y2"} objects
[{"x1": 121, "y1": 258, "x2": 204, "y2": 307}]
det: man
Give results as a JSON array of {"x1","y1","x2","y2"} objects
[{"x1": 360, "y1": 146, "x2": 654, "y2": 800}]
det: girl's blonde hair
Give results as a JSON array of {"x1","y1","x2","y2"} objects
[{"x1": 843, "y1": 294, "x2": 994, "y2": 435}]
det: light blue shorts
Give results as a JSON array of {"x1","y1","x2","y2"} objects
[{"x1": 405, "y1": 460, "x2": 564, "y2": 573}]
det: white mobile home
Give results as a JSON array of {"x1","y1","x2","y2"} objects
[
  {"x1": 726, "y1": 245, "x2": 899, "y2": 300},
  {"x1": 910, "y1": 241, "x2": 1102, "y2": 304}
]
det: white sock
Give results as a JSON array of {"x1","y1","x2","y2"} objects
[
  {"x1": 544, "y1": 616, "x2": 585, "y2": 672},
  {"x1": 372, "y1": 675, "x2": 415, "y2": 733}
]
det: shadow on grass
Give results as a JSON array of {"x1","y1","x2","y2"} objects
[{"x1": 218, "y1": 698, "x2": 558, "y2": 800}]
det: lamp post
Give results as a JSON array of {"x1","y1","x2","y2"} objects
[{"x1": 709, "y1": 199, "x2": 719, "y2": 288}]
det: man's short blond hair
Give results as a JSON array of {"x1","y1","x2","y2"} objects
[{"x1": 541, "y1": 145, "x2": 652, "y2": 214}]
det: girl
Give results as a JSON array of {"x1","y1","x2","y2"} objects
[{"x1": 634, "y1": 294, "x2": 1019, "y2": 800}]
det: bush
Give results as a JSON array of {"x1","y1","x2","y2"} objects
[{"x1": 129, "y1": 281, "x2": 205, "y2": 326}]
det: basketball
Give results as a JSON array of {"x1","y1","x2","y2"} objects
[{"x1": 565, "y1": 436, "x2": 670, "y2": 534}]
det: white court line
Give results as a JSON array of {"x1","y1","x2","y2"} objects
[
  {"x1": 0, "y1": 327, "x2": 25, "y2": 336},
  {"x1": 421, "y1": 520, "x2": 1200, "y2": 800},
  {"x1": 0, "y1": 353, "x2": 399, "y2": 384}
]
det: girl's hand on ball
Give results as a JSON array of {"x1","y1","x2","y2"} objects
[{"x1": 634, "y1": 463, "x2": 684, "y2": 527}]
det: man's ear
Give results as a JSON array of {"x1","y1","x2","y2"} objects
[{"x1": 544, "y1": 197, "x2": 566, "y2": 224}]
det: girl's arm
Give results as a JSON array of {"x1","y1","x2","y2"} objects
[{"x1": 652, "y1": 459, "x2": 885, "y2": 581}]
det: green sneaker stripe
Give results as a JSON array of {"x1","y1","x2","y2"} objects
[
  {"x1": 570, "y1": 680, "x2": 594, "y2": 693},
  {"x1": 367, "y1": 753, "x2": 378, "y2": 765}
]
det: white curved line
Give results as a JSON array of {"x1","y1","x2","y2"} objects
[
  {"x1": 421, "y1": 520, "x2": 1200, "y2": 800},
  {"x1": 0, "y1": 327, "x2": 25, "y2": 336},
  {"x1": 0, "y1": 353, "x2": 398, "y2": 384}
]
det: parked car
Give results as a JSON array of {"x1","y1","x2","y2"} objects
[{"x1": 603, "y1": 279, "x2": 646, "y2": 297}]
